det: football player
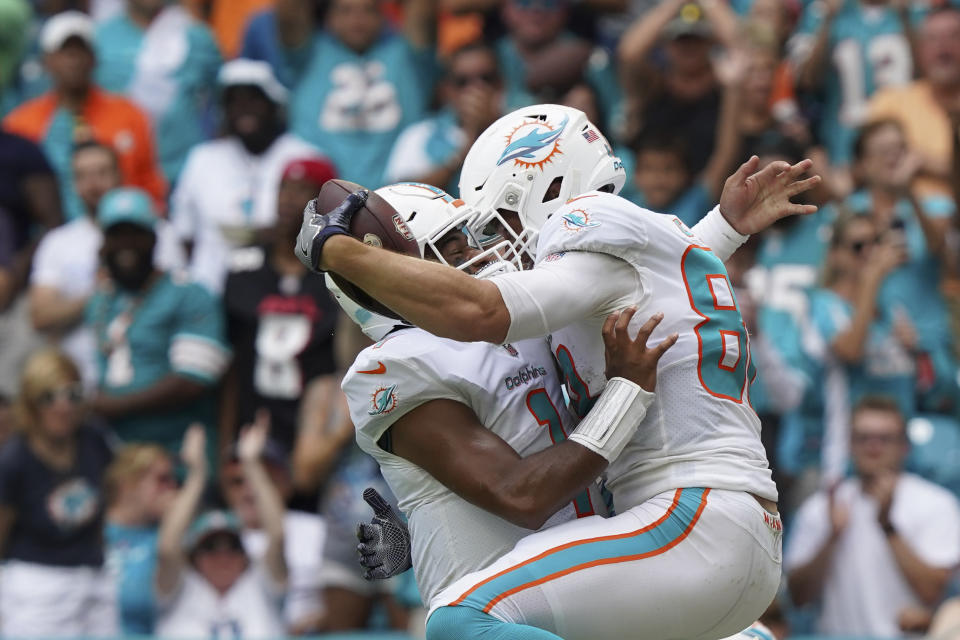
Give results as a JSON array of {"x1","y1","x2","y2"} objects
[
  {"x1": 334, "y1": 182, "x2": 676, "y2": 639},
  {"x1": 298, "y1": 106, "x2": 819, "y2": 640}
]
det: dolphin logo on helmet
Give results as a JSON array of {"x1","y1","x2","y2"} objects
[{"x1": 496, "y1": 115, "x2": 569, "y2": 168}]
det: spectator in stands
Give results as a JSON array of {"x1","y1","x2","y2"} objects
[
  {"x1": 868, "y1": 7, "x2": 960, "y2": 199},
  {"x1": 104, "y1": 443, "x2": 177, "y2": 634},
  {"x1": 624, "y1": 46, "x2": 745, "y2": 225},
  {"x1": 0, "y1": 0, "x2": 30, "y2": 103},
  {"x1": 807, "y1": 213, "x2": 913, "y2": 481},
  {"x1": 788, "y1": 0, "x2": 915, "y2": 190},
  {"x1": 0, "y1": 125, "x2": 62, "y2": 290},
  {"x1": 497, "y1": 0, "x2": 622, "y2": 132},
  {"x1": 847, "y1": 119, "x2": 957, "y2": 413},
  {"x1": 240, "y1": 0, "x2": 321, "y2": 89},
  {"x1": 2, "y1": 11, "x2": 165, "y2": 221},
  {"x1": 0, "y1": 0, "x2": 44, "y2": 115},
  {"x1": 0, "y1": 126, "x2": 63, "y2": 397},
  {"x1": 29, "y1": 141, "x2": 184, "y2": 388},
  {"x1": 288, "y1": 0, "x2": 437, "y2": 188},
  {"x1": 0, "y1": 348, "x2": 116, "y2": 637},
  {"x1": 87, "y1": 187, "x2": 229, "y2": 462},
  {"x1": 221, "y1": 156, "x2": 340, "y2": 454},
  {"x1": 171, "y1": 59, "x2": 319, "y2": 294},
  {"x1": 95, "y1": 0, "x2": 222, "y2": 182},
  {"x1": 155, "y1": 420, "x2": 287, "y2": 638},
  {"x1": 786, "y1": 395, "x2": 960, "y2": 638},
  {"x1": 221, "y1": 435, "x2": 326, "y2": 634},
  {"x1": 384, "y1": 40, "x2": 503, "y2": 194},
  {"x1": 618, "y1": 0, "x2": 737, "y2": 171}
]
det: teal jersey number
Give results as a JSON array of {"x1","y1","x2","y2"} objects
[
  {"x1": 555, "y1": 344, "x2": 598, "y2": 419},
  {"x1": 680, "y1": 245, "x2": 755, "y2": 403},
  {"x1": 526, "y1": 388, "x2": 596, "y2": 517}
]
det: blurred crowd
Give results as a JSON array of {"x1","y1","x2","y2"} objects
[{"x1": 1, "y1": 0, "x2": 960, "y2": 638}]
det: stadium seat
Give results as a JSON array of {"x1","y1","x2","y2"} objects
[{"x1": 906, "y1": 414, "x2": 960, "y2": 498}]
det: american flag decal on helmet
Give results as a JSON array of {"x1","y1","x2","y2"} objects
[{"x1": 582, "y1": 129, "x2": 600, "y2": 143}]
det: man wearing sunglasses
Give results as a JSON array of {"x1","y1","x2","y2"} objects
[{"x1": 384, "y1": 42, "x2": 503, "y2": 195}]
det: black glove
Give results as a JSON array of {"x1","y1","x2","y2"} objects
[
  {"x1": 356, "y1": 487, "x2": 412, "y2": 580},
  {"x1": 295, "y1": 189, "x2": 368, "y2": 272}
]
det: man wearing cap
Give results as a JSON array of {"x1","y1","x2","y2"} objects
[
  {"x1": 156, "y1": 420, "x2": 287, "y2": 639},
  {"x1": 2, "y1": 11, "x2": 166, "y2": 221},
  {"x1": 95, "y1": 0, "x2": 222, "y2": 182},
  {"x1": 221, "y1": 156, "x2": 343, "y2": 457},
  {"x1": 170, "y1": 58, "x2": 322, "y2": 294},
  {"x1": 30, "y1": 141, "x2": 185, "y2": 388},
  {"x1": 618, "y1": 0, "x2": 738, "y2": 175},
  {"x1": 86, "y1": 187, "x2": 230, "y2": 462}
]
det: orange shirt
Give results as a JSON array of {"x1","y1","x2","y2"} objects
[
  {"x1": 210, "y1": 0, "x2": 274, "y2": 59},
  {"x1": 867, "y1": 81, "x2": 953, "y2": 199},
  {"x1": 3, "y1": 87, "x2": 167, "y2": 217}
]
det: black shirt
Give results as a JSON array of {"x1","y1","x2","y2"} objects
[
  {"x1": 224, "y1": 246, "x2": 339, "y2": 453},
  {"x1": 0, "y1": 425, "x2": 113, "y2": 567}
]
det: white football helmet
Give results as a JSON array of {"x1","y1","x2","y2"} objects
[
  {"x1": 326, "y1": 182, "x2": 516, "y2": 339},
  {"x1": 376, "y1": 182, "x2": 517, "y2": 276},
  {"x1": 324, "y1": 273, "x2": 399, "y2": 341},
  {"x1": 459, "y1": 104, "x2": 626, "y2": 264}
]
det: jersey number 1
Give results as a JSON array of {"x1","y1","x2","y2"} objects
[
  {"x1": 680, "y1": 245, "x2": 755, "y2": 403},
  {"x1": 526, "y1": 388, "x2": 596, "y2": 518}
]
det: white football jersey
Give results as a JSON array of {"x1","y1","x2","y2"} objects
[
  {"x1": 342, "y1": 328, "x2": 601, "y2": 604},
  {"x1": 531, "y1": 192, "x2": 777, "y2": 510}
]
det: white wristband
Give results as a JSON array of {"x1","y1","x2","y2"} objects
[
  {"x1": 695, "y1": 205, "x2": 749, "y2": 262},
  {"x1": 568, "y1": 377, "x2": 655, "y2": 462}
]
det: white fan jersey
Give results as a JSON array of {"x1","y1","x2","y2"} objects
[
  {"x1": 492, "y1": 192, "x2": 778, "y2": 512},
  {"x1": 342, "y1": 328, "x2": 601, "y2": 604}
]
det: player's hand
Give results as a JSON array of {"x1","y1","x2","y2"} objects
[
  {"x1": 295, "y1": 189, "x2": 368, "y2": 273},
  {"x1": 356, "y1": 487, "x2": 412, "y2": 580},
  {"x1": 718, "y1": 156, "x2": 821, "y2": 235},
  {"x1": 602, "y1": 307, "x2": 678, "y2": 392}
]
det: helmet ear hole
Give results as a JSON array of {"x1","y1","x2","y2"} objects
[
  {"x1": 542, "y1": 176, "x2": 564, "y2": 203},
  {"x1": 598, "y1": 183, "x2": 615, "y2": 193}
]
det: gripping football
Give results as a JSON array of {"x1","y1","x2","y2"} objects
[{"x1": 316, "y1": 179, "x2": 420, "y2": 320}]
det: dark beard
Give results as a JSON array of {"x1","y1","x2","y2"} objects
[{"x1": 105, "y1": 253, "x2": 155, "y2": 291}]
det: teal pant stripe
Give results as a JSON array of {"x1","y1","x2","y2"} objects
[
  {"x1": 426, "y1": 605, "x2": 563, "y2": 640},
  {"x1": 458, "y1": 487, "x2": 707, "y2": 613}
]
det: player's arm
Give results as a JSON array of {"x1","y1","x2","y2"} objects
[
  {"x1": 321, "y1": 237, "x2": 635, "y2": 344},
  {"x1": 384, "y1": 310, "x2": 673, "y2": 530}
]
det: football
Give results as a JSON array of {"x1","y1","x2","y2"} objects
[{"x1": 316, "y1": 178, "x2": 421, "y2": 320}]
